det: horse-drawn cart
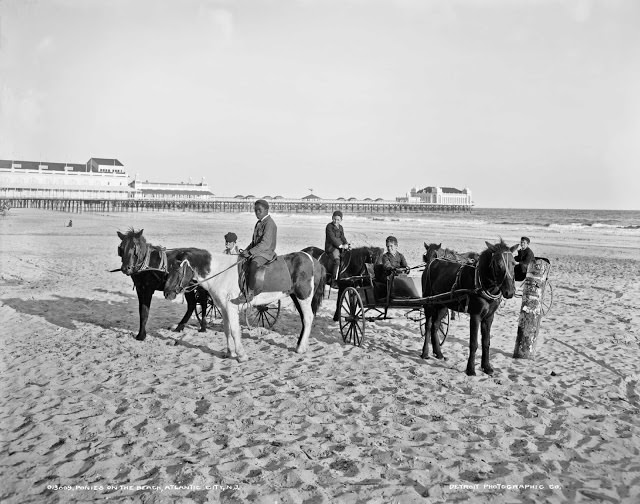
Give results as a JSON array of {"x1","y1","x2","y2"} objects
[{"x1": 336, "y1": 264, "x2": 451, "y2": 347}]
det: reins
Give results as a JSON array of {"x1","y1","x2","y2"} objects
[
  {"x1": 426, "y1": 249, "x2": 512, "y2": 302},
  {"x1": 178, "y1": 258, "x2": 246, "y2": 293}
]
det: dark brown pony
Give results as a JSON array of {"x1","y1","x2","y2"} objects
[
  {"x1": 423, "y1": 242, "x2": 479, "y2": 265},
  {"x1": 421, "y1": 240, "x2": 518, "y2": 375},
  {"x1": 117, "y1": 229, "x2": 208, "y2": 340},
  {"x1": 302, "y1": 245, "x2": 384, "y2": 320}
]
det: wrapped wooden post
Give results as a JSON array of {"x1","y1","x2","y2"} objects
[{"x1": 513, "y1": 257, "x2": 551, "y2": 359}]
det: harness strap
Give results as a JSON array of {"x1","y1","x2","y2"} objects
[{"x1": 182, "y1": 258, "x2": 246, "y2": 292}]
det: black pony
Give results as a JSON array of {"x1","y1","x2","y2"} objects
[
  {"x1": 421, "y1": 240, "x2": 518, "y2": 375},
  {"x1": 117, "y1": 229, "x2": 208, "y2": 340},
  {"x1": 423, "y1": 242, "x2": 479, "y2": 265},
  {"x1": 302, "y1": 245, "x2": 384, "y2": 321}
]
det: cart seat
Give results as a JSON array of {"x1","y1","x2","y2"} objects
[
  {"x1": 389, "y1": 275, "x2": 421, "y2": 299},
  {"x1": 365, "y1": 263, "x2": 387, "y2": 300}
]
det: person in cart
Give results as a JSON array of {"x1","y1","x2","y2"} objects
[
  {"x1": 380, "y1": 236, "x2": 409, "y2": 277},
  {"x1": 377, "y1": 236, "x2": 417, "y2": 298},
  {"x1": 513, "y1": 236, "x2": 534, "y2": 281}
]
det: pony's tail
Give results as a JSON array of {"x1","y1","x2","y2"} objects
[{"x1": 312, "y1": 261, "x2": 326, "y2": 315}]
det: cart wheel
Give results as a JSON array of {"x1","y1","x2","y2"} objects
[
  {"x1": 419, "y1": 308, "x2": 449, "y2": 346},
  {"x1": 338, "y1": 286, "x2": 365, "y2": 347},
  {"x1": 245, "y1": 300, "x2": 281, "y2": 329},
  {"x1": 195, "y1": 295, "x2": 220, "y2": 325},
  {"x1": 541, "y1": 282, "x2": 553, "y2": 316}
]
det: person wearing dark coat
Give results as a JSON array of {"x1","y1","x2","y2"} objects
[
  {"x1": 513, "y1": 236, "x2": 535, "y2": 281},
  {"x1": 240, "y1": 200, "x2": 277, "y2": 296},
  {"x1": 324, "y1": 210, "x2": 350, "y2": 286}
]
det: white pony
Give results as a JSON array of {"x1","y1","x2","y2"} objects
[{"x1": 163, "y1": 249, "x2": 326, "y2": 361}]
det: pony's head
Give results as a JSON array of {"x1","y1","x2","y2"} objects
[
  {"x1": 479, "y1": 240, "x2": 519, "y2": 299},
  {"x1": 423, "y1": 242, "x2": 442, "y2": 264},
  {"x1": 117, "y1": 229, "x2": 147, "y2": 275},
  {"x1": 163, "y1": 253, "x2": 196, "y2": 300}
]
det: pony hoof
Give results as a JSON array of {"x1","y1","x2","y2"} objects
[
  {"x1": 135, "y1": 334, "x2": 147, "y2": 341},
  {"x1": 482, "y1": 367, "x2": 494, "y2": 375},
  {"x1": 421, "y1": 353, "x2": 430, "y2": 360},
  {"x1": 237, "y1": 354, "x2": 249, "y2": 363},
  {"x1": 296, "y1": 347, "x2": 308, "y2": 354},
  {"x1": 198, "y1": 328, "x2": 207, "y2": 333},
  {"x1": 435, "y1": 354, "x2": 446, "y2": 361},
  {"x1": 465, "y1": 369, "x2": 476, "y2": 376},
  {"x1": 172, "y1": 325, "x2": 184, "y2": 333}
]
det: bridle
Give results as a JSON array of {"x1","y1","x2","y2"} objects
[
  {"x1": 167, "y1": 257, "x2": 246, "y2": 295},
  {"x1": 425, "y1": 249, "x2": 513, "y2": 302},
  {"x1": 477, "y1": 251, "x2": 513, "y2": 301},
  {"x1": 118, "y1": 239, "x2": 167, "y2": 276}
]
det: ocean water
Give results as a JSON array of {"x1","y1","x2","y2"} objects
[{"x1": 345, "y1": 208, "x2": 640, "y2": 235}]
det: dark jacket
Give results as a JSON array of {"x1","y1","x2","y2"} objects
[
  {"x1": 514, "y1": 247, "x2": 535, "y2": 267},
  {"x1": 246, "y1": 214, "x2": 277, "y2": 261},
  {"x1": 325, "y1": 223, "x2": 347, "y2": 253},
  {"x1": 381, "y1": 251, "x2": 408, "y2": 273}
]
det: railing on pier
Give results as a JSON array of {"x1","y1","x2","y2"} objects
[{"x1": 1, "y1": 197, "x2": 473, "y2": 214}]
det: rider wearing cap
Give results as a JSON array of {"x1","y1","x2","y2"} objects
[{"x1": 223, "y1": 232, "x2": 239, "y2": 255}]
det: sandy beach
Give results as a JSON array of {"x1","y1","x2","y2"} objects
[{"x1": 1, "y1": 208, "x2": 639, "y2": 504}]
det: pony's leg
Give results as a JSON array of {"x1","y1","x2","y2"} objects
[
  {"x1": 197, "y1": 294, "x2": 208, "y2": 333},
  {"x1": 466, "y1": 314, "x2": 481, "y2": 376},
  {"x1": 136, "y1": 285, "x2": 153, "y2": 341},
  {"x1": 220, "y1": 301, "x2": 247, "y2": 362},
  {"x1": 174, "y1": 290, "x2": 196, "y2": 332},
  {"x1": 332, "y1": 285, "x2": 344, "y2": 322},
  {"x1": 421, "y1": 307, "x2": 433, "y2": 359},
  {"x1": 430, "y1": 306, "x2": 447, "y2": 360},
  {"x1": 292, "y1": 296, "x2": 314, "y2": 354},
  {"x1": 480, "y1": 313, "x2": 495, "y2": 375}
]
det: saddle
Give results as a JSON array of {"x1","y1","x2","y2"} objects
[{"x1": 239, "y1": 256, "x2": 292, "y2": 296}]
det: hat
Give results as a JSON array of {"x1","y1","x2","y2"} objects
[
  {"x1": 225, "y1": 232, "x2": 237, "y2": 243},
  {"x1": 332, "y1": 210, "x2": 343, "y2": 219},
  {"x1": 386, "y1": 235, "x2": 398, "y2": 245},
  {"x1": 520, "y1": 236, "x2": 530, "y2": 244},
  {"x1": 255, "y1": 199, "x2": 269, "y2": 210}
]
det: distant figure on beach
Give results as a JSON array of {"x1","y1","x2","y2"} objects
[
  {"x1": 240, "y1": 199, "x2": 277, "y2": 298},
  {"x1": 224, "y1": 232, "x2": 239, "y2": 255},
  {"x1": 380, "y1": 235, "x2": 409, "y2": 278},
  {"x1": 325, "y1": 210, "x2": 350, "y2": 287},
  {"x1": 513, "y1": 236, "x2": 534, "y2": 281},
  {"x1": 67, "y1": 220, "x2": 73, "y2": 227}
]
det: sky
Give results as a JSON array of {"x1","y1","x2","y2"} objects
[{"x1": 0, "y1": 0, "x2": 639, "y2": 209}]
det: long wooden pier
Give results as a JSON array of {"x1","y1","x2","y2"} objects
[{"x1": 2, "y1": 197, "x2": 472, "y2": 214}]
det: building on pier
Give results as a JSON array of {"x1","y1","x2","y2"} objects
[
  {"x1": 129, "y1": 177, "x2": 214, "y2": 200},
  {"x1": 0, "y1": 158, "x2": 130, "y2": 200},
  {"x1": 397, "y1": 186, "x2": 473, "y2": 206}
]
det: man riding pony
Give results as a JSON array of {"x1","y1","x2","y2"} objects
[{"x1": 239, "y1": 199, "x2": 277, "y2": 300}]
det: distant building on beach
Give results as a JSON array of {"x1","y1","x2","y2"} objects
[
  {"x1": 397, "y1": 186, "x2": 473, "y2": 206},
  {"x1": 129, "y1": 176, "x2": 214, "y2": 200},
  {"x1": 0, "y1": 158, "x2": 130, "y2": 200}
]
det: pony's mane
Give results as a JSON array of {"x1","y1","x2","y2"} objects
[
  {"x1": 121, "y1": 228, "x2": 148, "y2": 245},
  {"x1": 479, "y1": 239, "x2": 510, "y2": 261}
]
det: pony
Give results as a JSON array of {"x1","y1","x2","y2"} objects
[
  {"x1": 423, "y1": 242, "x2": 479, "y2": 265},
  {"x1": 163, "y1": 249, "x2": 326, "y2": 361},
  {"x1": 421, "y1": 239, "x2": 518, "y2": 376},
  {"x1": 302, "y1": 245, "x2": 384, "y2": 320},
  {"x1": 117, "y1": 229, "x2": 209, "y2": 340}
]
